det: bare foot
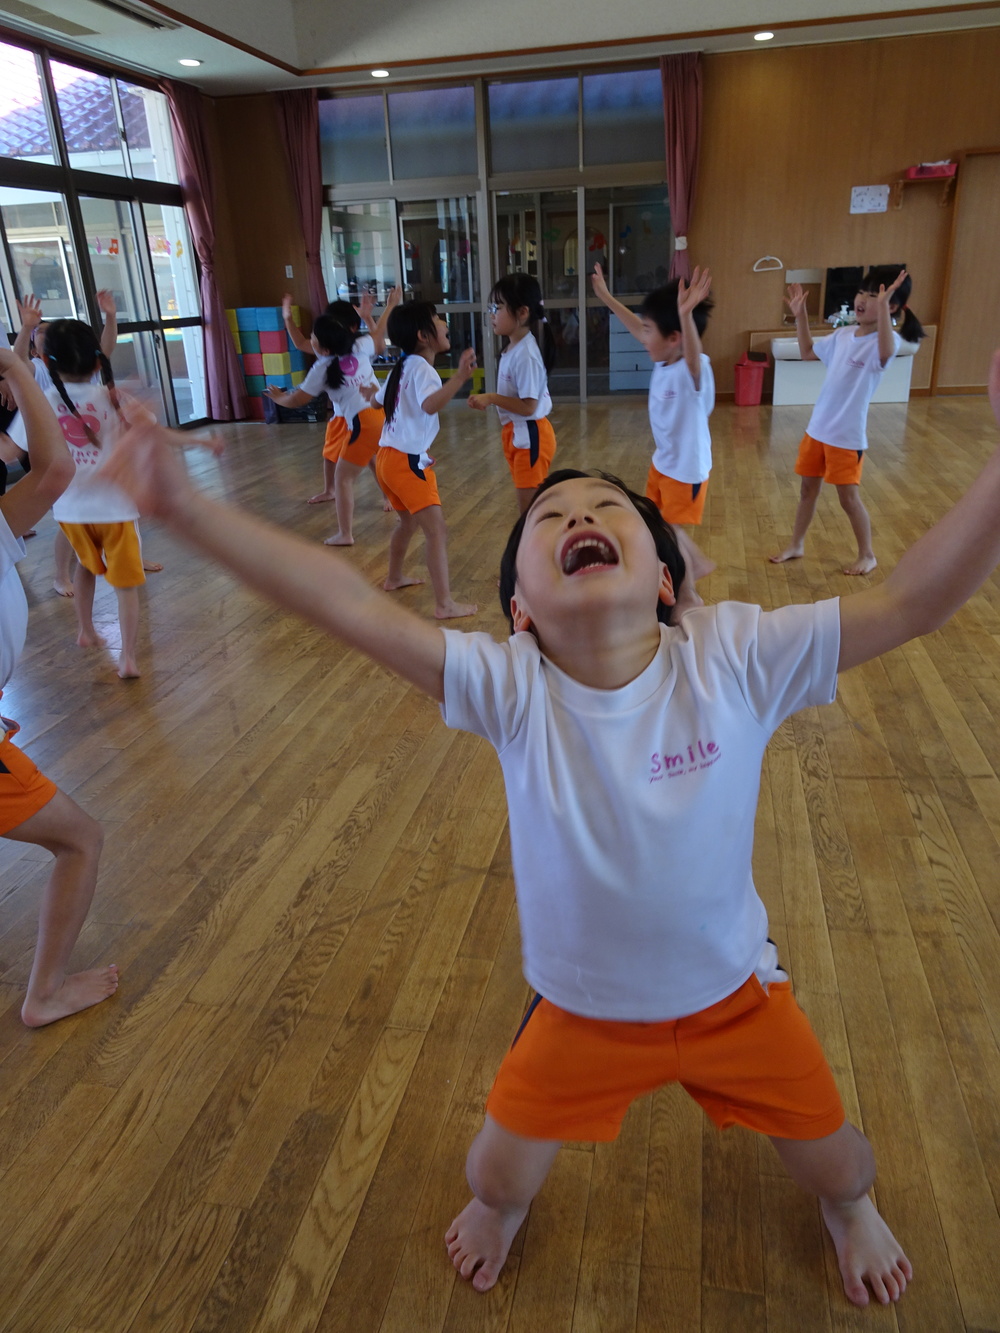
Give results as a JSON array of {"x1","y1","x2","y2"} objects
[
  {"x1": 435, "y1": 600, "x2": 477, "y2": 620},
  {"x1": 53, "y1": 580, "x2": 74, "y2": 598},
  {"x1": 383, "y1": 576, "x2": 424, "y2": 591},
  {"x1": 446, "y1": 1197, "x2": 527, "y2": 1293},
  {"x1": 142, "y1": 560, "x2": 163, "y2": 573},
  {"x1": 307, "y1": 491, "x2": 335, "y2": 504},
  {"x1": 118, "y1": 653, "x2": 140, "y2": 679},
  {"x1": 77, "y1": 629, "x2": 102, "y2": 648},
  {"x1": 844, "y1": 555, "x2": 877, "y2": 576},
  {"x1": 21, "y1": 964, "x2": 119, "y2": 1027},
  {"x1": 769, "y1": 545, "x2": 804, "y2": 564},
  {"x1": 821, "y1": 1195, "x2": 912, "y2": 1306},
  {"x1": 383, "y1": 499, "x2": 393, "y2": 512},
  {"x1": 323, "y1": 534, "x2": 355, "y2": 547}
]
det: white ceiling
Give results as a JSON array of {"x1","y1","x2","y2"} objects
[{"x1": 1, "y1": 0, "x2": 999, "y2": 94}]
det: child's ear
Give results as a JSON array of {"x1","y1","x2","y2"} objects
[
  {"x1": 657, "y1": 565, "x2": 676, "y2": 609},
  {"x1": 509, "y1": 593, "x2": 533, "y2": 633}
]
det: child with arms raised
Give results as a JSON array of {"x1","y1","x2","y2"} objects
[
  {"x1": 106, "y1": 349, "x2": 1000, "y2": 1309},
  {"x1": 770, "y1": 268, "x2": 924, "y2": 575},
  {"x1": 0, "y1": 347, "x2": 117, "y2": 1026}
]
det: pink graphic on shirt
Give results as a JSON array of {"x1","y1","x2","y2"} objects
[
  {"x1": 57, "y1": 407, "x2": 101, "y2": 449},
  {"x1": 339, "y1": 355, "x2": 358, "y2": 376}
]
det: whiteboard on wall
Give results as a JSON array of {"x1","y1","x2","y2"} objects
[{"x1": 850, "y1": 185, "x2": 890, "y2": 214}]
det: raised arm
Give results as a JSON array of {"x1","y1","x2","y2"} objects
[
  {"x1": 0, "y1": 351, "x2": 74, "y2": 538},
  {"x1": 839, "y1": 347, "x2": 1000, "y2": 672},
  {"x1": 282, "y1": 293, "x2": 313, "y2": 355},
  {"x1": 877, "y1": 270, "x2": 907, "y2": 368},
  {"x1": 103, "y1": 413, "x2": 448, "y2": 700},
  {"x1": 12, "y1": 296, "x2": 43, "y2": 363},
  {"x1": 369, "y1": 286, "x2": 402, "y2": 357},
  {"x1": 421, "y1": 347, "x2": 477, "y2": 415},
  {"x1": 590, "y1": 263, "x2": 644, "y2": 342},
  {"x1": 677, "y1": 267, "x2": 711, "y2": 390},
  {"x1": 95, "y1": 289, "x2": 118, "y2": 361},
  {"x1": 785, "y1": 284, "x2": 818, "y2": 361}
]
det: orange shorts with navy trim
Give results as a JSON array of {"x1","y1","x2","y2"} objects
[
  {"x1": 486, "y1": 973, "x2": 845, "y2": 1143},
  {"x1": 59, "y1": 520, "x2": 144, "y2": 588},
  {"x1": 375, "y1": 446, "x2": 441, "y2": 514},
  {"x1": 645, "y1": 464, "x2": 709, "y2": 525},
  {"x1": 795, "y1": 432, "x2": 865, "y2": 486},
  {"x1": 0, "y1": 722, "x2": 58, "y2": 836},
  {"x1": 501, "y1": 418, "x2": 557, "y2": 489},
  {"x1": 322, "y1": 415, "x2": 349, "y2": 463},
  {"x1": 339, "y1": 407, "x2": 385, "y2": 468}
]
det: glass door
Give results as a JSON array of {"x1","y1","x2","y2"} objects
[
  {"x1": 0, "y1": 186, "x2": 86, "y2": 321},
  {"x1": 398, "y1": 195, "x2": 481, "y2": 381}
]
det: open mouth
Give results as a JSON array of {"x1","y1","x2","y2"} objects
[{"x1": 560, "y1": 533, "x2": 619, "y2": 575}]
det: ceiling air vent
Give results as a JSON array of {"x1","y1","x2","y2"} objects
[{"x1": 86, "y1": 0, "x2": 180, "y2": 30}]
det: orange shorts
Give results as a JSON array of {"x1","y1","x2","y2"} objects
[
  {"x1": 322, "y1": 415, "x2": 349, "y2": 463},
  {"x1": 645, "y1": 465, "x2": 709, "y2": 525},
  {"x1": 795, "y1": 433, "x2": 865, "y2": 486},
  {"x1": 487, "y1": 973, "x2": 845, "y2": 1143},
  {"x1": 59, "y1": 520, "x2": 144, "y2": 587},
  {"x1": 339, "y1": 407, "x2": 384, "y2": 468},
  {"x1": 0, "y1": 722, "x2": 58, "y2": 836},
  {"x1": 501, "y1": 418, "x2": 557, "y2": 489},
  {"x1": 375, "y1": 446, "x2": 441, "y2": 514}
]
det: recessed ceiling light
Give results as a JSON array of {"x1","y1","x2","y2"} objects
[
  {"x1": 754, "y1": 31, "x2": 774, "y2": 41},
  {"x1": 371, "y1": 69, "x2": 390, "y2": 78},
  {"x1": 178, "y1": 58, "x2": 202, "y2": 66}
]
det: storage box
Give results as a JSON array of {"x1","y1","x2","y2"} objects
[{"x1": 904, "y1": 163, "x2": 956, "y2": 179}]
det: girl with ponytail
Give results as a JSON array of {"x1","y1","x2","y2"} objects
[
  {"x1": 372, "y1": 302, "x2": 477, "y2": 619},
  {"x1": 469, "y1": 273, "x2": 558, "y2": 513},
  {"x1": 266, "y1": 314, "x2": 387, "y2": 546}
]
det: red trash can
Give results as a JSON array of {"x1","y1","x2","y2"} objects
[{"x1": 733, "y1": 352, "x2": 767, "y2": 406}]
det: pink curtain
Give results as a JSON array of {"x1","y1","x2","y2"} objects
[
  {"x1": 275, "y1": 90, "x2": 328, "y2": 322},
  {"x1": 161, "y1": 79, "x2": 247, "y2": 422},
  {"x1": 660, "y1": 53, "x2": 703, "y2": 282}
]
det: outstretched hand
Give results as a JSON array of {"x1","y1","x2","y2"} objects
[
  {"x1": 678, "y1": 267, "x2": 711, "y2": 317},
  {"x1": 281, "y1": 292, "x2": 294, "y2": 320},
  {"x1": 591, "y1": 262, "x2": 610, "y2": 300},
  {"x1": 95, "y1": 289, "x2": 117, "y2": 315},
  {"x1": 467, "y1": 393, "x2": 490, "y2": 411},
  {"x1": 385, "y1": 285, "x2": 403, "y2": 311},
  {"x1": 356, "y1": 290, "x2": 375, "y2": 326},
  {"x1": 877, "y1": 269, "x2": 908, "y2": 309},
  {"x1": 103, "y1": 406, "x2": 222, "y2": 520},
  {"x1": 458, "y1": 347, "x2": 477, "y2": 376},
  {"x1": 16, "y1": 294, "x2": 43, "y2": 331},
  {"x1": 785, "y1": 283, "x2": 808, "y2": 318}
]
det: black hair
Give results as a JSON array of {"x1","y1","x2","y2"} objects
[
  {"x1": 490, "y1": 272, "x2": 556, "y2": 374},
  {"x1": 639, "y1": 278, "x2": 714, "y2": 339},
  {"x1": 312, "y1": 314, "x2": 360, "y2": 392},
  {"x1": 381, "y1": 302, "x2": 441, "y2": 425},
  {"x1": 323, "y1": 299, "x2": 361, "y2": 332},
  {"x1": 860, "y1": 266, "x2": 925, "y2": 343},
  {"x1": 43, "y1": 318, "x2": 120, "y2": 449},
  {"x1": 498, "y1": 468, "x2": 687, "y2": 633}
]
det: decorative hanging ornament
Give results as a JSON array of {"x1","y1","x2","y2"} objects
[{"x1": 109, "y1": 238, "x2": 119, "y2": 256}]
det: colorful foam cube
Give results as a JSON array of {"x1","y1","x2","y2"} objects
[
  {"x1": 236, "y1": 307, "x2": 258, "y2": 331},
  {"x1": 268, "y1": 371, "x2": 294, "y2": 389},
  {"x1": 262, "y1": 352, "x2": 291, "y2": 376},
  {"x1": 243, "y1": 374, "x2": 266, "y2": 395},
  {"x1": 288, "y1": 345, "x2": 306, "y2": 371},
  {"x1": 246, "y1": 395, "x2": 266, "y2": 421},
  {"x1": 256, "y1": 306, "x2": 283, "y2": 331},
  {"x1": 259, "y1": 330, "x2": 286, "y2": 354},
  {"x1": 291, "y1": 369, "x2": 305, "y2": 387},
  {"x1": 242, "y1": 352, "x2": 264, "y2": 376},
  {"x1": 240, "y1": 329, "x2": 260, "y2": 354},
  {"x1": 226, "y1": 308, "x2": 239, "y2": 334},
  {"x1": 230, "y1": 329, "x2": 242, "y2": 354}
]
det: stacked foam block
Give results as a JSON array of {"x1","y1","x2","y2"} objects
[{"x1": 227, "y1": 306, "x2": 308, "y2": 421}]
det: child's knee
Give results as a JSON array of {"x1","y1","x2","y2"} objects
[
  {"x1": 836, "y1": 484, "x2": 863, "y2": 513},
  {"x1": 799, "y1": 476, "x2": 822, "y2": 500}
]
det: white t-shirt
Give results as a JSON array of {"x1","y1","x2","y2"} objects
[
  {"x1": 376, "y1": 355, "x2": 441, "y2": 468},
  {"x1": 6, "y1": 358, "x2": 93, "y2": 450},
  {"x1": 441, "y1": 598, "x2": 841, "y2": 1021},
  {"x1": 648, "y1": 355, "x2": 715, "y2": 484},
  {"x1": 46, "y1": 382, "x2": 139, "y2": 525},
  {"x1": 807, "y1": 327, "x2": 903, "y2": 451},
  {"x1": 300, "y1": 346, "x2": 378, "y2": 422},
  {"x1": 496, "y1": 334, "x2": 552, "y2": 447},
  {"x1": 0, "y1": 511, "x2": 28, "y2": 693}
]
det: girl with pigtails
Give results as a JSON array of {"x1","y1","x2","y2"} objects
[
  {"x1": 41, "y1": 319, "x2": 147, "y2": 679},
  {"x1": 469, "y1": 273, "x2": 557, "y2": 513},
  {"x1": 372, "y1": 302, "x2": 477, "y2": 620}
]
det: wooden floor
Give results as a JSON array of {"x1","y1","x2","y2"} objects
[{"x1": 2, "y1": 390, "x2": 1000, "y2": 1332}]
